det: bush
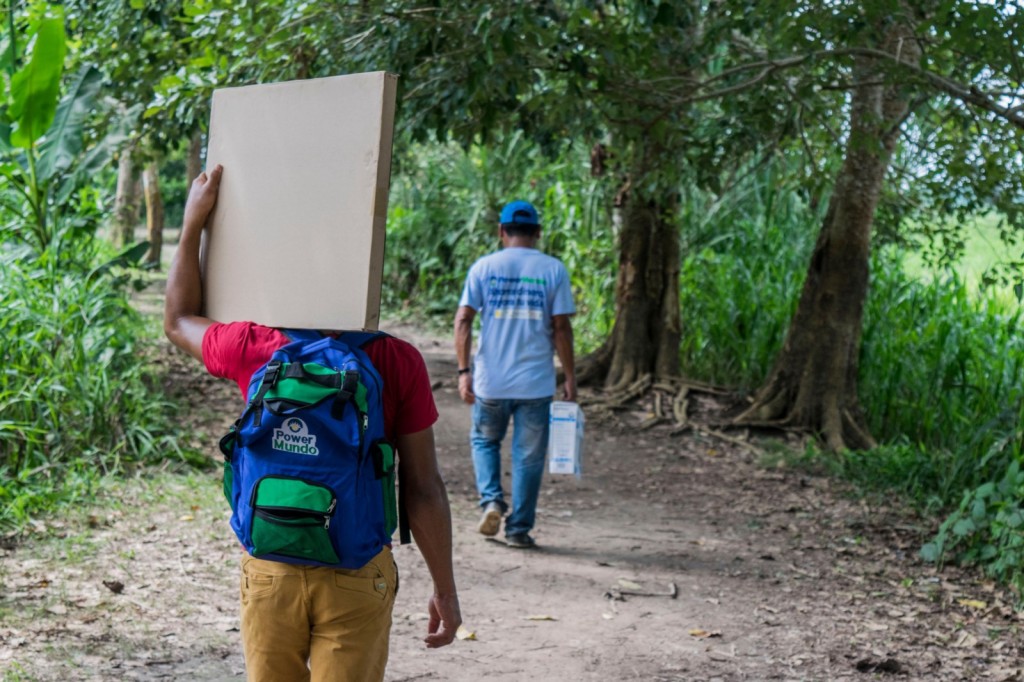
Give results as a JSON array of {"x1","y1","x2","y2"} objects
[
  {"x1": 0, "y1": 245, "x2": 179, "y2": 528},
  {"x1": 921, "y1": 459, "x2": 1024, "y2": 597}
]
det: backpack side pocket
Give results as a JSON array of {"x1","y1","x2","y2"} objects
[{"x1": 371, "y1": 440, "x2": 398, "y2": 538}]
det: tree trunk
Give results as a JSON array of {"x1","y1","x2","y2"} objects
[
  {"x1": 112, "y1": 144, "x2": 139, "y2": 247},
  {"x1": 143, "y1": 162, "x2": 164, "y2": 268},
  {"x1": 598, "y1": 194, "x2": 681, "y2": 391},
  {"x1": 735, "y1": 25, "x2": 920, "y2": 451},
  {"x1": 185, "y1": 130, "x2": 203, "y2": 190}
]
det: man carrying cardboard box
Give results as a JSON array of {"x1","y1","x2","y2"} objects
[
  {"x1": 454, "y1": 200, "x2": 577, "y2": 549},
  {"x1": 165, "y1": 165, "x2": 461, "y2": 681}
]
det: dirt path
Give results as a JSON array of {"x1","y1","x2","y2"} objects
[{"x1": 2, "y1": 321, "x2": 1022, "y2": 681}]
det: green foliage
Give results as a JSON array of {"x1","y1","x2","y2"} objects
[
  {"x1": 8, "y1": 15, "x2": 65, "y2": 148},
  {"x1": 0, "y1": 246, "x2": 181, "y2": 528},
  {"x1": 159, "y1": 149, "x2": 188, "y2": 226},
  {"x1": 0, "y1": 5, "x2": 185, "y2": 530},
  {"x1": 921, "y1": 459, "x2": 1024, "y2": 598},
  {"x1": 677, "y1": 162, "x2": 819, "y2": 389},
  {"x1": 65, "y1": 0, "x2": 203, "y2": 151},
  {"x1": 860, "y1": 263, "x2": 1024, "y2": 498},
  {"x1": 0, "y1": 22, "x2": 127, "y2": 254}
]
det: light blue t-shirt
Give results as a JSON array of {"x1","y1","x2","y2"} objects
[{"x1": 459, "y1": 247, "x2": 576, "y2": 399}]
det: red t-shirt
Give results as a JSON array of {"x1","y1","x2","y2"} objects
[{"x1": 202, "y1": 322, "x2": 438, "y2": 442}]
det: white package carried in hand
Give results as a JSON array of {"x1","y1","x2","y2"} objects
[{"x1": 548, "y1": 401, "x2": 584, "y2": 477}]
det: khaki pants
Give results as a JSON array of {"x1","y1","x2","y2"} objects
[{"x1": 240, "y1": 547, "x2": 397, "y2": 682}]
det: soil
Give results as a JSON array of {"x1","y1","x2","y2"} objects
[{"x1": 2, "y1": 320, "x2": 1023, "y2": 681}]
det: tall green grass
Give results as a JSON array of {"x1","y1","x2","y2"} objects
[
  {"x1": 0, "y1": 244, "x2": 181, "y2": 528},
  {"x1": 677, "y1": 166, "x2": 818, "y2": 390}
]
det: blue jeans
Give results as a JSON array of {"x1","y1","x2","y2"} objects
[{"x1": 470, "y1": 397, "x2": 551, "y2": 537}]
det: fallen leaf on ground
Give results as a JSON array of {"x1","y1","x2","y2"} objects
[
  {"x1": 456, "y1": 625, "x2": 476, "y2": 641},
  {"x1": 955, "y1": 631, "x2": 979, "y2": 648},
  {"x1": 957, "y1": 598, "x2": 987, "y2": 610},
  {"x1": 855, "y1": 658, "x2": 902, "y2": 674},
  {"x1": 689, "y1": 629, "x2": 722, "y2": 638},
  {"x1": 178, "y1": 515, "x2": 194, "y2": 522},
  {"x1": 525, "y1": 615, "x2": 557, "y2": 621},
  {"x1": 102, "y1": 580, "x2": 124, "y2": 594}
]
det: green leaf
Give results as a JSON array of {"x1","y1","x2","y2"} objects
[
  {"x1": 920, "y1": 542, "x2": 941, "y2": 563},
  {"x1": 0, "y1": 119, "x2": 12, "y2": 155},
  {"x1": 36, "y1": 67, "x2": 102, "y2": 181},
  {"x1": 130, "y1": 0, "x2": 146, "y2": 8},
  {"x1": 9, "y1": 18, "x2": 67, "y2": 149},
  {"x1": 158, "y1": 73, "x2": 183, "y2": 90},
  {"x1": 54, "y1": 103, "x2": 134, "y2": 204},
  {"x1": 974, "y1": 482, "x2": 996, "y2": 499},
  {"x1": 971, "y1": 498, "x2": 989, "y2": 521},
  {"x1": 55, "y1": 128, "x2": 126, "y2": 204},
  {"x1": 953, "y1": 517, "x2": 977, "y2": 537},
  {"x1": 182, "y1": 1, "x2": 207, "y2": 18},
  {"x1": 90, "y1": 241, "x2": 151, "y2": 281}
]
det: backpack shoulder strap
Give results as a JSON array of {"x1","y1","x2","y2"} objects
[{"x1": 337, "y1": 330, "x2": 409, "y2": 544}]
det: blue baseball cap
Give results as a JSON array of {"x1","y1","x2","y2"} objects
[{"x1": 499, "y1": 200, "x2": 540, "y2": 227}]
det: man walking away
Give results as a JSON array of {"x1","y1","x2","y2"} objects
[
  {"x1": 454, "y1": 200, "x2": 577, "y2": 549},
  {"x1": 165, "y1": 165, "x2": 461, "y2": 681}
]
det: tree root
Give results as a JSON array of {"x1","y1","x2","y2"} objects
[
  {"x1": 672, "y1": 386, "x2": 690, "y2": 424},
  {"x1": 698, "y1": 427, "x2": 765, "y2": 457},
  {"x1": 733, "y1": 376, "x2": 876, "y2": 452},
  {"x1": 841, "y1": 408, "x2": 877, "y2": 451},
  {"x1": 580, "y1": 373, "x2": 652, "y2": 408},
  {"x1": 734, "y1": 381, "x2": 791, "y2": 424}
]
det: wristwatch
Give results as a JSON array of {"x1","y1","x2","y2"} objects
[{"x1": 457, "y1": 368, "x2": 471, "y2": 376}]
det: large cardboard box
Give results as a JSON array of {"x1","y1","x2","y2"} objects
[
  {"x1": 202, "y1": 72, "x2": 398, "y2": 330},
  {"x1": 548, "y1": 401, "x2": 584, "y2": 477}
]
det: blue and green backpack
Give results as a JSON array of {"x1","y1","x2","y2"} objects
[{"x1": 218, "y1": 329, "x2": 405, "y2": 569}]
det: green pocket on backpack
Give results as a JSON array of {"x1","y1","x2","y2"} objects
[
  {"x1": 223, "y1": 461, "x2": 234, "y2": 510},
  {"x1": 250, "y1": 476, "x2": 339, "y2": 564},
  {"x1": 371, "y1": 441, "x2": 398, "y2": 538}
]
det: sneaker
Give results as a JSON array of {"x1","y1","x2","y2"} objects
[
  {"x1": 477, "y1": 502, "x2": 502, "y2": 536},
  {"x1": 504, "y1": 533, "x2": 537, "y2": 549}
]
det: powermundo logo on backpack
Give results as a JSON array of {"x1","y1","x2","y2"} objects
[
  {"x1": 218, "y1": 330, "x2": 404, "y2": 569},
  {"x1": 273, "y1": 418, "x2": 319, "y2": 455}
]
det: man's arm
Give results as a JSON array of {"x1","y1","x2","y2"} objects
[
  {"x1": 552, "y1": 314, "x2": 577, "y2": 402},
  {"x1": 164, "y1": 164, "x2": 223, "y2": 361},
  {"x1": 396, "y1": 426, "x2": 462, "y2": 648},
  {"x1": 454, "y1": 305, "x2": 476, "y2": 405}
]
